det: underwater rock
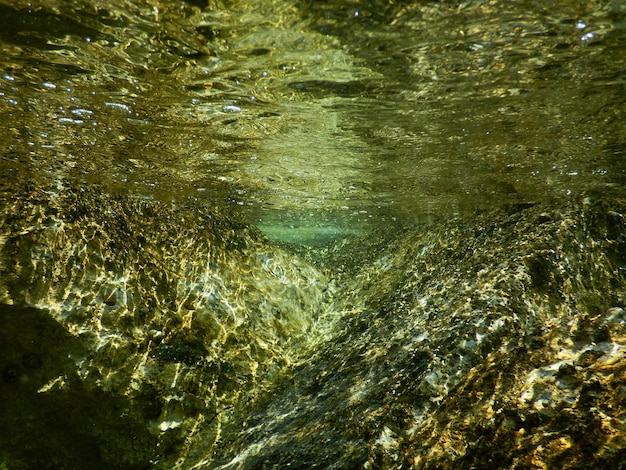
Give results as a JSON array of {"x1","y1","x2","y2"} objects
[
  {"x1": 0, "y1": 183, "x2": 331, "y2": 468},
  {"x1": 0, "y1": 184, "x2": 625, "y2": 468},
  {"x1": 196, "y1": 191, "x2": 626, "y2": 469},
  {"x1": 0, "y1": 303, "x2": 159, "y2": 469}
]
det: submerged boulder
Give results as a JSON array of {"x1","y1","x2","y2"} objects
[
  {"x1": 201, "y1": 191, "x2": 626, "y2": 469},
  {"x1": 0, "y1": 183, "x2": 331, "y2": 468},
  {"x1": 0, "y1": 183, "x2": 624, "y2": 469}
]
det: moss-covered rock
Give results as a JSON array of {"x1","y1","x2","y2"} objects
[
  {"x1": 203, "y1": 191, "x2": 626, "y2": 469},
  {"x1": 0, "y1": 183, "x2": 331, "y2": 468}
]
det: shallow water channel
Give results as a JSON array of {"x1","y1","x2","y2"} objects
[{"x1": 0, "y1": 0, "x2": 625, "y2": 468}]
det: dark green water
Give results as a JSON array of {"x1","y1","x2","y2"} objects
[
  {"x1": 1, "y1": 0, "x2": 623, "y2": 243},
  {"x1": 1, "y1": 1, "x2": 625, "y2": 468}
]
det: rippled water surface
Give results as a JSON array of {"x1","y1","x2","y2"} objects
[{"x1": 1, "y1": 0, "x2": 624, "y2": 242}]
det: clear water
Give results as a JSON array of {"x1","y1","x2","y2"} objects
[
  {"x1": 0, "y1": 0, "x2": 624, "y2": 242},
  {"x1": 0, "y1": 0, "x2": 626, "y2": 466}
]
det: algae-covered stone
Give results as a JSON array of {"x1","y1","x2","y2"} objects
[
  {"x1": 1, "y1": 182, "x2": 624, "y2": 468},
  {"x1": 0, "y1": 183, "x2": 331, "y2": 468},
  {"x1": 200, "y1": 191, "x2": 626, "y2": 469}
]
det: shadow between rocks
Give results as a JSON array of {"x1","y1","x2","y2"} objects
[{"x1": 0, "y1": 304, "x2": 159, "y2": 470}]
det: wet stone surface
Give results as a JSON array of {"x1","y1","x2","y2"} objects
[{"x1": 0, "y1": 184, "x2": 625, "y2": 468}]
